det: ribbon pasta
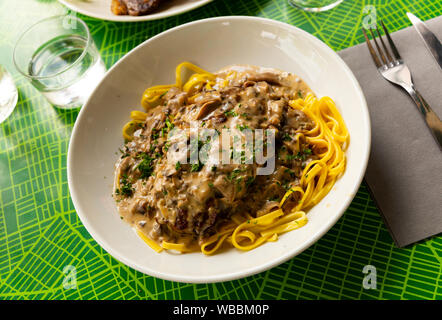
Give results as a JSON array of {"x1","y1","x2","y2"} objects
[
  {"x1": 122, "y1": 63, "x2": 349, "y2": 254},
  {"x1": 200, "y1": 94, "x2": 349, "y2": 255}
]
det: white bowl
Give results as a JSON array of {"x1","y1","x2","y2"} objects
[
  {"x1": 58, "y1": 0, "x2": 213, "y2": 22},
  {"x1": 68, "y1": 16, "x2": 371, "y2": 283}
]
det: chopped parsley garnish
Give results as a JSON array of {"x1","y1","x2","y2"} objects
[
  {"x1": 237, "y1": 124, "x2": 250, "y2": 131},
  {"x1": 135, "y1": 152, "x2": 154, "y2": 178},
  {"x1": 175, "y1": 161, "x2": 181, "y2": 171},
  {"x1": 227, "y1": 168, "x2": 242, "y2": 182},
  {"x1": 151, "y1": 129, "x2": 159, "y2": 140},
  {"x1": 240, "y1": 113, "x2": 251, "y2": 120},
  {"x1": 190, "y1": 162, "x2": 203, "y2": 172},
  {"x1": 245, "y1": 176, "x2": 255, "y2": 188},
  {"x1": 286, "y1": 148, "x2": 313, "y2": 162},
  {"x1": 282, "y1": 132, "x2": 292, "y2": 141},
  {"x1": 282, "y1": 181, "x2": 291, "y2": 191},
  {"x1": 116, "y1": 174, "x2": 134, "y2": 197},
  {"x1": 284, "y1": 168, "x2": 295, "y2": 178},
  {"x1": 224, "y1": 110, "x2": 237, "y2": 117},
  {"x1": 119, "y1": 148, "x2": 130, "y2": 158},
  {"x1": 236, "y1": 177, "x2": 243, "y2": 192},
  {"x1": 165, "y1": 117, "x2": 174, "y2": 130},
  {"x1": 297, "y1": 90, "x2": 303, "y2": 98}
]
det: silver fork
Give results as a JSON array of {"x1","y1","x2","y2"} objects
[{"x1": 363, "y1": 21, "x2": 442, "y2": 149}]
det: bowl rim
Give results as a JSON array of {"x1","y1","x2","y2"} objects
[{"x1": 67, "y1": 15, "x2": 371, "y2": 283}]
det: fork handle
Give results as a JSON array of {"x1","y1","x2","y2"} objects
[{"x1": 405, "y1": 86, "x2": 442, "y2": 150}]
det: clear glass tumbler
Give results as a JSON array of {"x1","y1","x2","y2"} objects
[
  {"x1": 13, "y1": 15, "x2": 106, "y2": 109},
  {"x1": 288, "y1": 0, "x2": 344, "y2": 12}
]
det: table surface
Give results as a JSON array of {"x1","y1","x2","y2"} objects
[{"x1": 0, "y1": 0, "x2": 441, "y2": 300}]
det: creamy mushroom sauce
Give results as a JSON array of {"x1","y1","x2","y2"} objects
[{"x1": 114, "y1": 65, "x2": 316, "y2": 250}]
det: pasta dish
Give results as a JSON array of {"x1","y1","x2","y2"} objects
[{"x1": 113, "y1": 62, "x2": 349, "y2": 255}]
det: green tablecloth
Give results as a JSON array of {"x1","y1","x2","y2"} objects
[{"x1": 0, "y1": 0, "x2": 441, "y2": 300}]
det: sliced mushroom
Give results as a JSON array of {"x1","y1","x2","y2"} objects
[
  {"x1": 133, "y1": 199, "x2": 148, "y2": 214},
  {"x1": 212, "y1": 175, "x2": 235, "y2": 203},
  {"x1": 195, "y1": 99, "x2": 221, "y2": 120},
  {"x1": 248, "y1": 72, "x2": 282, "y2": 85},
  {"x1": 283, "y1": 140, "x2": 300, "y2": 155},
  {"x1": 267, "y1": 99, "x2": 285, "y2": 126},
  {"x1": 173, "y1": 208, "x2": 188, "y2": 231},
  {"x1": 256, "y1": 201, "x2": 280, "y2": 216},
  {"x1": 212, "y1": 113, "x2": 227, "y2": 124},
  {"x1": 243, "y1": 80, "x2": 256, "y2": 88}
]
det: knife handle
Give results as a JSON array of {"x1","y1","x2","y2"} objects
[{"x1": 407, "y1": 87, "x2": 442, "y2": 149}]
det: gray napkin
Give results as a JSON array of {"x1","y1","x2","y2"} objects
[{"x1": 338, "y1": 16, "x2": 442, "y2": 247}]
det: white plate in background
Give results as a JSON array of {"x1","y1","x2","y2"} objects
[{"x1": 58, "y1": 0, "x2": 213, "y2": 22}]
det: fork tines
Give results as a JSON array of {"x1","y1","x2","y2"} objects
[{"x1": 363, "y1": 21, "x2": 402, "y2": 68}]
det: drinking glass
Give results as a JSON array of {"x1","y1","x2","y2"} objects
[
  {"x1": 288, "y1": 0, "x2": 344, "y2": 12},
  {"x1": 13, "y1": 15, "x2": 106, "y2": 109}
]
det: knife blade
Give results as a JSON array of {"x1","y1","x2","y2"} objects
[{"x1": 406, "y1": 12, "x2": 442, "y2": 69}]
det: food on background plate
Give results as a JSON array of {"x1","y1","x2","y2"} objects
[
  {"x1": 113, "y1": 62, "x2": 349, "y2": 255},
  {"x1": 111, "y1": 0, "x2": 163, "y2": 16}
]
